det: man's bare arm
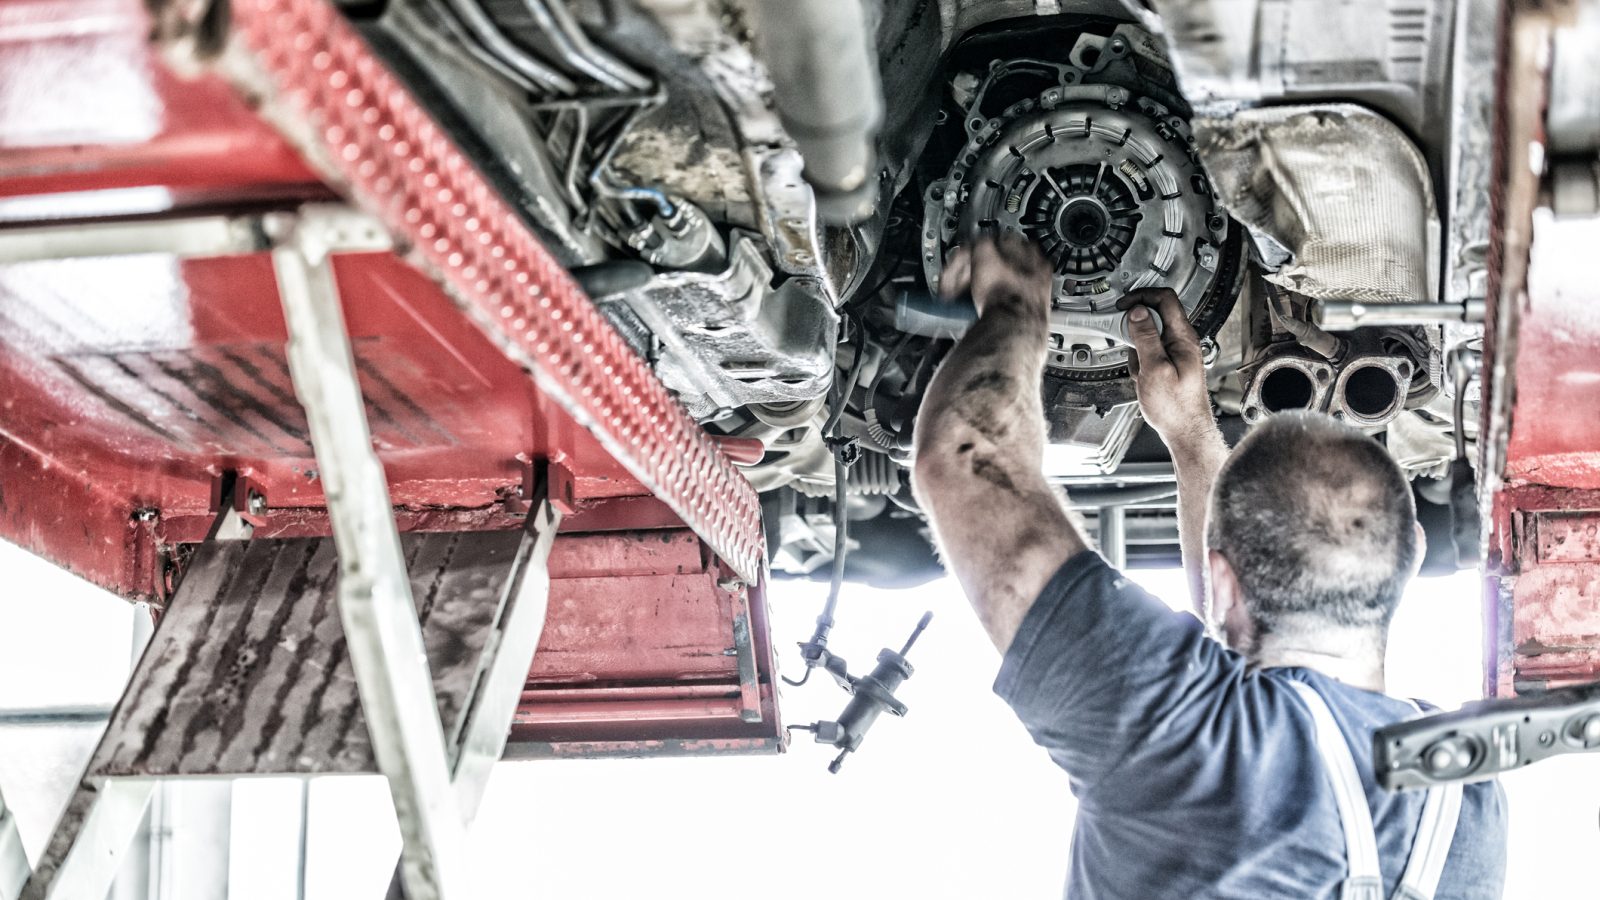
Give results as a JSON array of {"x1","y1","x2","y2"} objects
[
  {"x1": 911, "y1": 236, "x2": 1089, "y2": 653},
  {"x1": 1123, "y1": 290, "x2": 1230, "y2": 621}
]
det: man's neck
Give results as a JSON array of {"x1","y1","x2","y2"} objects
[{"x1": 1251, "y1": 621, "x2": 1388, "y2": 693}]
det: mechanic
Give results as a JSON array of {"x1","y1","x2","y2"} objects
[{"x1": 911, "y1": 234, "x2": 1508, "y2": 898}]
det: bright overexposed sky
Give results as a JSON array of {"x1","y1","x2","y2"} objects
[{"x1": 1, "y1": 538, "x2": 1596, "y2": 898}]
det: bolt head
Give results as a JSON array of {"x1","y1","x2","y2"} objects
[
  {"x1": 1582, "y1": 715, "x2": 1600, "y2": 744},
  {"x1": 1426, "y1": 744, "x2": 1456, "y2": 773}
]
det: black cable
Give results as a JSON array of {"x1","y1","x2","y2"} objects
[
  {"x1": 867, "y1": 331, "x2": 915, "y2": 401},
  {"x1": 1452, "y1": 357, "x2": 1471, "y2": 461},
  {"x1": 818, "y1": 328, "x2": 869, "y2": 630},
  {"x1": 783, "y1": 323, "x2": 871, "y2": 688},
  {"x1": 823, "y1": 324, "x2": 870, "y2": 437},
  {"x1": 817, "y1": 456, "x2": 850, "y2": 633},
  {"x1": 864, "y1": 331, "x2": 915, "y2": 449},
  {"x1": 842, "y1": 252, "x2": 907, "y2": 315}
]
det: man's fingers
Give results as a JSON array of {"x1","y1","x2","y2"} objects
[
  {"x1": 963, "y1": 233, "x2": 1053, "y2": 314},
  {"x1": 1154, "y1": 290, "x2": 1203, "y2": 367},
  {"x1": 1118, "y1": 289, "x2": 1203, "y2": 370},
  {"x1": 992, "y1": 229, "x2": 1049, "y2": 275},
  {"x1": 940, "y1": 245, "x2": 972, "y2": 299},
  {"x1": 1125, "y1": 304, "x2": 1169, "y2": 372}
]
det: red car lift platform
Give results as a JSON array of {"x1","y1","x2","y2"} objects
[
  {"x1": 0, "y1": 1, "x2": 781, "y2": 897},
  {"x1": 1481, "y1": 1, "x2": 1600, "y2": 699}
]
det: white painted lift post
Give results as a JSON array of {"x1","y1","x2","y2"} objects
[{"x1": 272, "y1": 208, "x2": 473, "y2": 900}]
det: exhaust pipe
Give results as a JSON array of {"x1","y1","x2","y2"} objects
[
  {"x1": 1329, "y1": 356, "x2": 1413, "y2": 427},
  {"x1": 1241, "y1": 355, "x2": 1336, "y2": 423},
  {"x1": 750, "y1": 0, "x2": 884, "y2": 223},
  {"x1": 1242, "y1": 353, "x2": 1414, "y2": 427}
]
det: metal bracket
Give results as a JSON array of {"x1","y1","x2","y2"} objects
[
  {"x1": 205, "y1": 471, "x2": 266, "y2": 542},
  {"x1": 1374, "y1": 681, "x2": 1600, "y2": 790}
]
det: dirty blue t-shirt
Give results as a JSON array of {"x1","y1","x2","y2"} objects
[{"x1": 995, "y1": 552, "x2": 1508, "y2": 899}]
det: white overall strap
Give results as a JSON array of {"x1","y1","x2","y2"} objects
[
  {"x1": 1392, "y1": 701, "x2": 1465, "y2": 900},
  {"x1": 1288, "y1": 680, "x2": 1384, "y2": 900}
]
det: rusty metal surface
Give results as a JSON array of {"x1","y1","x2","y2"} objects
[
  {"x1": 1532, "y1": 510, "x2": 1600, "y2": 563},
  {"x1": 1488, "y1": 487, "x2": 1600, "y2": 695},
  {"x1": 223, "y1": 0, "x2": 764, "y2": 582},
  {"x1": 1479, "y1": 4, "x2": 1600, "y2": 697},
  {"x1": 512, "y1": 529, "x2": 782, "y2": 753},
  {"x1": 94, "y1": 533, "x2": 525, "y2": 777},
  {"x1": 0, "y1": 250, "x2": 640, "y2": 600},
  {"x1": 87, "y1": 526, "x2": 785, "y2": 770}
]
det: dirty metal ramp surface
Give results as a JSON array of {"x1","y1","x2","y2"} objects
[
  {"x1": 86, "y1": 527, "x2": 780, "y2": 769},
  {"x1": 98, "y1": 533, "x2": 524, "y2": 778}
]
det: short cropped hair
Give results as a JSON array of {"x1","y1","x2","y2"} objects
[{"x1": 1206, "y1": 412, "x2": 1418, "y2": 634}]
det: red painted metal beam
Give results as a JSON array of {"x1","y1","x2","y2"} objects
[
  {"x1": 0, "y1": 0, "x2": 324, "y2": 210},
  {"x1": 0, "y1": 250, "x2": 639, "y2": 599}
]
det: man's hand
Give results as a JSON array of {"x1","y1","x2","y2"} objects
[
  {"x1": 940, "y1": 232, "x2": 1054, "y2": 316},
  {"x1": 1122, "y1": 288, "x2": 1215, "y2": 451},
  {"x1": 1121, "y1": 288, "x2": 1228, "y2": 617}
]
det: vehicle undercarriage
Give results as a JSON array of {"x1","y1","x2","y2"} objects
[{"x1": 323, "y1": 0, "x2": 1484, "y2": 584}]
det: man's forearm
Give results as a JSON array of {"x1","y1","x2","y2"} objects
[
  {"x1": 1166, "y1": 427, "x2": 1230, "y2": 620},
  {"x1": 919, "y1": 294, "x2": 1050, "y2": 473},
  {"x1": 914, "y1": 293, "x2": 1087, "y2": 652}
]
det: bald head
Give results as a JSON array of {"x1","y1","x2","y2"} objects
[{"x1": 1206, "y1": 412, "x2": 1418, "y2": 637}]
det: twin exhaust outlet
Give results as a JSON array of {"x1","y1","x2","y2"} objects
[{"x1": 1241, "y1": 354, "x2": 1415, "y2": 428}]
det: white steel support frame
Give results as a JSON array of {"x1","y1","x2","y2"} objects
[
  {"x1": 448, "y1": 485, "x2": 561, "y2": 810},
  {"x1": 1097, "y1": 506, "x2": 1127, "y2": 570},
  {"x1": 1, "y1": 784, "x2": 29, "y2": 900},
  {"x1": 270, "y1": 206, "x2": 470, "y2": 900},
  {"x1": 23, "y1": 781, "x2": 156, "y2": 900},
  {"x1": 384, "y1": 477, "x2": 562, "y2": 899}
]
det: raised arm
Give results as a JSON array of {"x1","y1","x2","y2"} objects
[
  {"x1": 911, "y1": 235, "x2": 1089, "y2": 653},
  {"x1": 1122, "y1": 289, "x2": 1230, "y2": 622}
]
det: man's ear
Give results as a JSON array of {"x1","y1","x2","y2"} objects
[{"x1": 1207, "y1": 550, "x2": 1249, "y2": 648}]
